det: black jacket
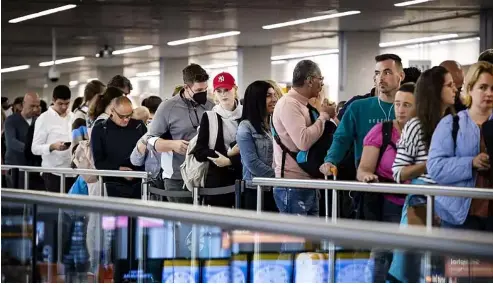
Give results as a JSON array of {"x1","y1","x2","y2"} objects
[
  {"x1": 191, "y1": 112, "x2": 242, "y2": 189},
  {"x1": 91, "y1": 118, "x2": 147, "y2": 185}
]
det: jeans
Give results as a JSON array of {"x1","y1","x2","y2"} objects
[
  {"x1": 273, "y1": 187, "x2": 319, "y2": 252},
  {"x1": 441, "y1": 215, "x2": 493, "y2": 232},
  {"x1": 273, "y1": 187, "x2": 319, "y2": 216},
  {"x1": 164, "y1": 179, "x2": 193, "y2": 204},
  {"x1": 371, "y1": 199, "x2": 404, "y2": 283}
]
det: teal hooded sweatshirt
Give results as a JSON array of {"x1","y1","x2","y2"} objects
[{"x1": 324, "y1": 96, "x2": 395, "y2": 166}]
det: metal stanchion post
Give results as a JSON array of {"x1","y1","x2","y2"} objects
[
  {"x1": 426, "y1": 195, "x2": 434, "y2": 230},
  {"x1": 256, "y1": 185, "x2": 262, "y2": 213},
  {"x1": 57, "y1": 173, "x2": 66, "y2": 265},
  {"x1": 60, "y1": 173, "x2": 66, "y2": 194},
  {"x1": 141, "y1": 178, "x2": 148, "y2": 201},
  {"x1": 193, "y1": 187, "x2": 199, "y2": 206},
  {"x1": 24, "y1": 171, "x2": 29, "y2": 190},
  {"x1": 94, "y1": 176, "x2": 104, "y2": 281},
  {"x1": 424, "y1": 195, "x2": 435, "y2": 281}
]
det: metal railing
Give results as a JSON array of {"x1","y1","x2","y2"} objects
[
  {"x1": 1, "y1": 165, "x2": 150, "y2": 268},
  {"x1": 1, "y1": 165, "x2": 149, "y2": 197},
  {"x1": 252, "y1": 177, "x2": 493, "y2": 229},
  {"x1": 2, "y1": 188, "x2": 493, "y2": 259}
]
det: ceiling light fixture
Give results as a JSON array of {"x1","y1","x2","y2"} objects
[
  {"x1": 9, "y1": 4, "x2": 77, "y2": 23},
  {"x1": 136, "y1": 71, "x2": 160, "y2": 77},
  {"x1": 271, "y1": 49, "x2": 339, "y2": 61},
  {"x1": 379, "y1": 34, "x2": 459, "y2": 47},
  {"x1": 39, "y1": 56, "x2": 85, "y2": 67},
  {"x1": 262, "y1": 11, "x2": 361, "y2": 29},
  {"x1": 394, "y1": 0, "x2": 431, "y2": 7},
  {"x1": 271, "y1": 60, "x2": 288, "y2": 65},
  {"x1": 202, "y1": 62, "x2": 239, "y2": 69},
  {"x1": 69, "y1": 80, "x2": 79, "y2": 87},
  {"x1": 167, "y1": 31, "x2": 241, "y2": 46},
  {"x1": 0, "y1": 65, "x2": 30, "y2": 73},
  {"x1": 112, "y1": 45, "x2": 153, "y2": 55}
]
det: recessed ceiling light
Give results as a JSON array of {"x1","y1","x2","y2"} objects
[
  {"x1": 69, "y1": 80, "x2": 79, "y2": 87},
  {"x1": 39, "y1": 56, "x2": 85, "y2": 67},
  {"x1": 113, "y1": 45, "x2": 153, "y2": 55},
  {"x1": 167, "y1": 31, "x2": 241, "y2": 46},
  {"x1": 394, "y1": 0, "x2": 431, "y2": 7},
  {"x1": 271, "y1": 60, "x2": 288, "y2": 65},
  {"x1": 136, "y1": 71, "x2": 160, "y2": 77},
  {"x1": 202, "y1": 62, "x2": 239, "y2": 69},
  {"x1": 9, "y1": 4, "x2": 77, "y2": 23},
  {"x1": 0, "y1": 65, "x2": 30, "y2": 73},
  {"x1": 262, "y1": 11, "x2": 361, "y2": 30},
  {"x1": 271, "y1": 49, "x2": 339, "y2": 61},
  {"x1": 379, "y1": 34, "x2": 459, "y2": 47}
]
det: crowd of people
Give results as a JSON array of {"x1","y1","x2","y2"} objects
[{"x1": 1, "y1": 48, "x2": 493, "y2": 282}]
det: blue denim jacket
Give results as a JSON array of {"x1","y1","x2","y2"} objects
[
  {"x1": 236, "y1": 120, "x2": 275, "y2": 188},
  {"x1": 428, "y1": 110, "x2": 493, "y2": 225}
]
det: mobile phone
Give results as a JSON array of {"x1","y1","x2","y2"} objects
[{"x1": 63, "y1": 142, "x2": 71, "y2": 147}]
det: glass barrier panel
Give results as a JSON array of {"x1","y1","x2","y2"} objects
[{"x1": 2, "y1": 200, "x2": 493, "y2": 283}]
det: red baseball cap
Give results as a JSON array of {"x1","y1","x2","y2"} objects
[{"x1": 213, "y1": 72, "x2": 236, "y2": 91}]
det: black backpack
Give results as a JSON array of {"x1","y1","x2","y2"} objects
[
  {"x1": 271, "y1": 104, "x2": 336, "y2": 179},
  {"x1": 377, "y1": 121, "x2": 397, "y2": 168}
]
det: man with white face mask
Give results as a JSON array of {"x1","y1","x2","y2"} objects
[{"x1": 191, "y1": 72, "x2": 243, "y2": 207}]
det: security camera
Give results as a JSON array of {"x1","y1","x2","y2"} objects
[{"x1": 48, "y1": 66, "x2": 60, "y2": 83}]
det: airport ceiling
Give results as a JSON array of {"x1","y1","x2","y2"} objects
[{"x1": 1, "y1": 0, "x2": 492, "y2": 81}]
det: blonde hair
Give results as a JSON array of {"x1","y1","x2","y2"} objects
[
  {"x1": 132, "y1": 106, "x2": 150, "y2": 123},
  {"x1": 265, "y1": 80, "x2": 284, "y2": 99},
  {"x1": 172, "y1": 85, "x2": 183, "y2": 97},
  {"x1": 463, "y1": 61, "x2": 493, "y2": 108}
]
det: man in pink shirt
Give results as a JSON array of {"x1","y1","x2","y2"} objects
[{"x1": 272, "y1": 60, "x2": 334, "y2": 216}]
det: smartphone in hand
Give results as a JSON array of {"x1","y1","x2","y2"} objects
[{"x1": 63, "y1": 142, "x2": 72, "y2": 147}]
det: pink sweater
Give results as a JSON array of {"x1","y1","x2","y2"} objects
[{"x1": 272, "y1": 89, "x2": 326, "y2": 179}]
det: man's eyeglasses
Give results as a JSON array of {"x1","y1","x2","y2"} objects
[
  {"x1": 113, "y1": 108, "x2": 133, "y2": 120},
  {"x1": 309, "y1": 75, "x2": 324, "y2": 81}
]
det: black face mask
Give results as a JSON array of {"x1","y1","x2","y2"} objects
[{"x1": 192, "y1": 90, "x2": 208, "y2": 105}]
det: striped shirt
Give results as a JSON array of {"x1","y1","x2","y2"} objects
[{"x1": 392, "y1": 117, "x2": 435, "y2": 184}]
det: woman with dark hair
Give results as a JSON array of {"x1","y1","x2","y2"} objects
[
  {"x1": 71, "y1": 97, "x2": 84, "y2": 113},
  {"x1": 389, "y1": 66, "x2": 456, "y2": 283},
  {"x1": 236, "y1": 80, "x2": 278, "y2": 211},
  {"x1": 428, "y1": 61, "x2": 493, "y2": 231},
  {"x1": 87, "y1": 86, "x2": 124, "y2": 130}
]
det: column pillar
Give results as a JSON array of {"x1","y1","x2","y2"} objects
[
  {"x1": 479, "y1": 9, "x2": 493, "y2": 52},
  {"x1": 237, "y1": 46, "x2": 272, "y2": 96},
  {"x1": 159, "y1": 57, "x2": 189, "y2": 99},
  {"x1": 338, "y1": 31, "x2": 380, "y2": 102},
  {"x1": 97, "y1": 66, "x2": 125, "y2": 86}
]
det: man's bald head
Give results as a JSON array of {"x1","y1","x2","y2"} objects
[
  {"x1": 22, "y1": 92, "x2": 41, "y2": 118},
  {"x1": 111, "y1": 96, "x2": 133, "y2": 127},
  {"x1": 440, "y1": 60, "x2": 464, "y2": 89}
]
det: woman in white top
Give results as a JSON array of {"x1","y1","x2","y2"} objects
[
  {"x1": 191, "y1": 72, "x2": 243, "y2": 208},
  {"x1": 389, "y1": 66, "x2": 457, "y2": 283}
]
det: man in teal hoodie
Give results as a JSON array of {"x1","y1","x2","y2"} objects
[{"x1": 320, "y1": 54, "x2": 404, "y2": 176}]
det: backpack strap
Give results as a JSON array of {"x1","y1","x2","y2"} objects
[
  {"x1": 452, "y1": 115, "x2": 460, "y2": 154},
  {"x1": 377, "y1": 121, "x2": 395, "y2": 166},
  {"x1": 205, "y1": 111, "x2": 219, "y2": 150},
  {"x1": 270, "y1": 119, "x2": 297, "y2": 178}
]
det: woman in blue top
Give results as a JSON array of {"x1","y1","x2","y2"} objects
[
  {"x1": 428, "y1": 61, "x2": 493, "y2": 231},
  {"x1": 236, "y1": 81, "x2": 278, "y2": 211}
]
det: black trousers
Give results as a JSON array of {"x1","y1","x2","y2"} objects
[
  {"x1": 42, "y1": 173, "x2": 76, "y2": 193},
  {"x1": 7, "y1": 169, "x2": 46, "y2": 190}
]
